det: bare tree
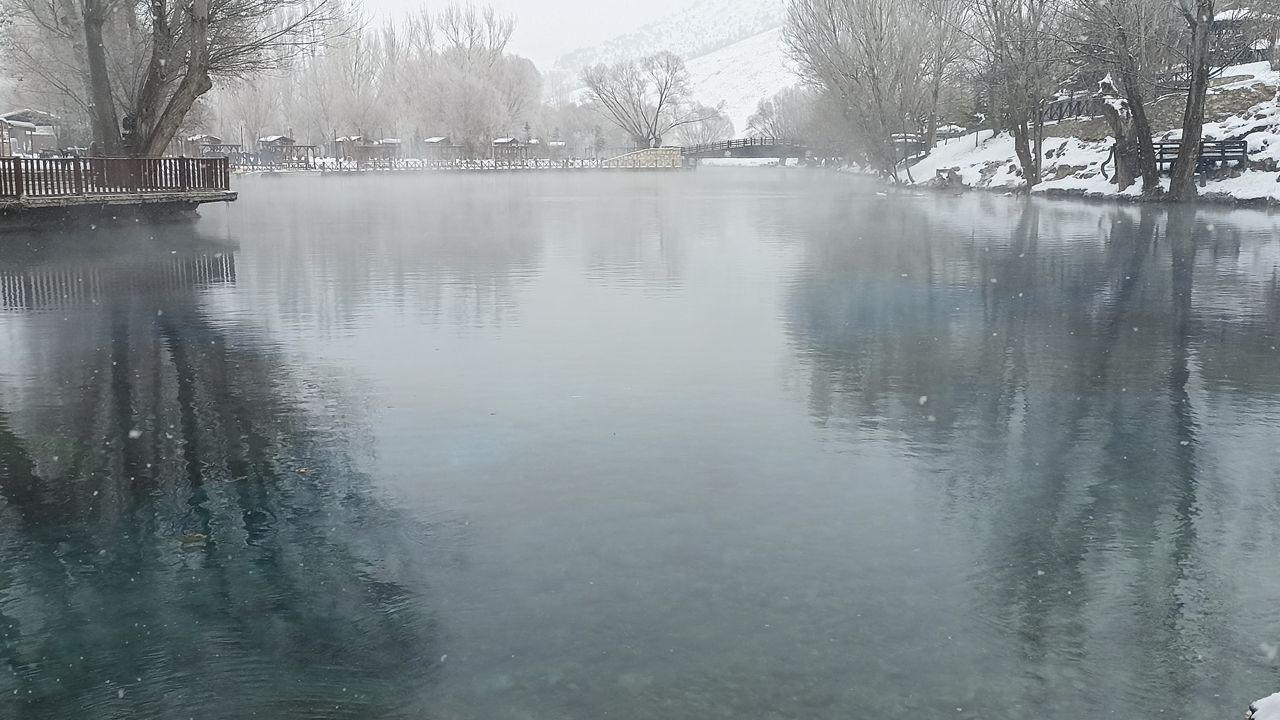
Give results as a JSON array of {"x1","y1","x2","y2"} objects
[
  {"x1": 243, "y1": 3, "x2": 536, "y2": 156},
  {"x1": 392, "y1": 3, "x2": 536, "y2": 154},
  {"x1": 1169, "y1": 0, "x2": 1215, "y2": 201},
  {"x1": 786, "y1": 0, "x2": 939, "y2": 179},
  {"x1": 217, "y1": 75, "x2": 286, "y2": 148},
  {"x1": 674, "y1": 104, "x2": 734, "y2": 145},
  {"x1": 581, "y1": 52, "x2": 710, "y2": 148},
  {"x1": 747, "y1": 86, "x2": 815, "y2": 138},
  {"x1": 917, "y1": 0, "x2": 973, "y2": 149},
  {"x1": 970, "y1": 0, "x2": 1070, "y2": 187},
  {"x1": 2, "y1": 0, "x2": 342, "y2": 155},
  {"x1": 1064, "y1": 0, "x2": 1181, "y2": 193}
]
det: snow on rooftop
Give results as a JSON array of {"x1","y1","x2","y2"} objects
[{"x1": 1214, "y1": 7, "x2": 1251, "y2": 21}]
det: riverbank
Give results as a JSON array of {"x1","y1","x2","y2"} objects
[{"x1": 904, "y1": 61, "x2": 1280, "y2": 206}]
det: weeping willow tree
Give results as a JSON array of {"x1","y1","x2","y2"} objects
[
  {"x1": 1, "y1": 0, "x2": 341, "y2": 155},
  {"x1": 581, "y1": 51, "x2": 718, "y2": 148},
  {"x1": 785, "y1": 0, "x2": 968, "y2": 180}
]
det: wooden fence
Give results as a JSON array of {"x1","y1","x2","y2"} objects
[
  {"x1": 312, "y1": 157, "x2": 612, "y2": 171},
  {"x1": 0, "y1": 157, "x2": 231, "y2": 198}
]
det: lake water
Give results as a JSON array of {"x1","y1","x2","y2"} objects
[{"x1": 2, "y1": 169, "x2": 1280, "y2": 719}]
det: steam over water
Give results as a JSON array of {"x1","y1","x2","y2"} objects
[{"x1": 2, "y1": 169, "x2": 1280, "y2": 718}]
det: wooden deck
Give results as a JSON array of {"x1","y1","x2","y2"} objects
[
  {"x1": 1, "y1": 189, "x2": 237, "y2": 210},
  {"x1": 1, "y1": 157, "x2": 232, "y2": 197},
  {"x1": 0, "y1": 157, "x2": 235, "y2": 230}
]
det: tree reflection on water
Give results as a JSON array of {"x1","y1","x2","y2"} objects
[
  {"x1": 786, "y1": 198, "x2": 1280, "y2": 718},
  {"x1": 0, "y1": 229, "x2": 439, "y2": 719}
]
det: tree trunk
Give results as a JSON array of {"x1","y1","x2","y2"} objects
[
  {"x1": 1129, "y1": 91, "x2": 1160, "y2": 193},
  {"x1": 83, "y1": 0, "x2": 122, "y2": 155},
  {"x1": 140, "y1": 0, "x2": 212, "y2": 157},
  {"x1": 1033, "y1": 111, "x2": 1043, "y2": 186},
  {"x1": 926, "y1": 72, "x2": 943, "y2": 150},
  {"x1": 1011, "y1": 115, "x2": 1039, "y2": 187},
  {"x1": 134, "y1": 0, "x2": 174, "y2": 156},
  {"x1": 1099, "y1": 100, "x2": 1138, "y2": 191},
  {"x1": 1115, "y1": 62, "x2": 1160, "y2": 193},
  {"x1": 1170, "y1": 0, "x2": 1214, "y2": 201}
]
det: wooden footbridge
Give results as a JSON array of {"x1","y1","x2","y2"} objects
[{"x1": 682, "y1": 137, "x2": 831, "y2": 161}]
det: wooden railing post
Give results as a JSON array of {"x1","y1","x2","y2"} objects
[{"x1": 13, "y1": 158, "x2": 24, "y2": 198}]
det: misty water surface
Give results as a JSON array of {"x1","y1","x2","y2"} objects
[{"x1": 2, "y1": 169, "x2": 1280, "y2": 719}]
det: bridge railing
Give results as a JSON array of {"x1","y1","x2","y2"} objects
[
  {"x1": 683, "y1": 137, "x2": 807, "y2": 156},
  {"x1": 0, "y1": 157, "x2": 231, "y2": 199}
]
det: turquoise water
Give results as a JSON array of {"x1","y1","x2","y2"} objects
[{"x1": 2, "y1": 170, "x2": 1279, "y2": 719}]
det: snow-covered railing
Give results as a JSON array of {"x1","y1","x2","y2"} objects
[{"x1": 683, "y1": 137, "x2": 808, "y2": 157}]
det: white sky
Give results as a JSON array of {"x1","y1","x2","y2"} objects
[{"x1": 359, "y1": 0, "x2": 693, "y2": 69}]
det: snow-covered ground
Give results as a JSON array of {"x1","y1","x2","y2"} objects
[
  {"x1": 686, "y1": 27, "x2": 799, "y2": 134},
  {"x1": 1250, "y1": 692, "x2": 1280, "y2": 720},
  {"x1": 553, "y1": 0, "x2": 785, "y2": 75},
  {"x1": 907, "y1": 62, "x2": 1280, "y2": 204},
  {"x1": 553, "y1": 0, "x2": 799, "y2": 138}
]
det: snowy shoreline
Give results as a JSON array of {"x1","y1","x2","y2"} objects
[{"x1": 892, "y1": 61, "x2": 1280, "y2": 209}]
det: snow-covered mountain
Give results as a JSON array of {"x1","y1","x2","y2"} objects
[
  {"x1": 686, "y1": 27, "x2": 797, "y2": 136},
  {"x1": 553, "y1": 0, "x2": 785, "y2": 74},
  {"x1": 556, "y1": 0, "x2": 798, "y2": 138}
]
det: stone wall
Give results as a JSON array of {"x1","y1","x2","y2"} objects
[{"x1": 1042, "y1": 81, "x2": 1277, "y2": 141}]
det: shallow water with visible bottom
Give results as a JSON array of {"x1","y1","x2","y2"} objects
[{"x1": 1, "y1": 169, "x2": 1280, "y2": 719}]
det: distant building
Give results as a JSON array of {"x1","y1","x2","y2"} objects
[
  {"x1": 182, "y1": 134, "x2": 242, "y2": 158},
  {"x1": 258, "y1": 135, "x2": 317, "y2": 167},
  {"x1": 491, "y1": 137, "x2": 526, "y2": 162},
  {"x1": 336, "y1": 136, "x2": 400, "y2": 166},
  {"x1": 1212, "y1": 8, "x2": 1270, "y2": 65},
  {"x1": 0, "y1": 109, "x2": 59, "y2": 156},
  {"x1": 421, "y1": 136, "x2": 462, "y2": 162}
]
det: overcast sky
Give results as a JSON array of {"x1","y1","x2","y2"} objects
[{"x1": 360, "y1": 0, "x2": 692, "y2": 69}]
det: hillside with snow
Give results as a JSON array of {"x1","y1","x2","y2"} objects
[
  {"x1": 556, "y1": 0, "x2": 799, "y2": 138},
  {"x1": 553, "y1": 0, "x2": 785, "y2": 74},
  {"x1": 686, "y1": 28, "x2": 799, "y2": 135}
]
